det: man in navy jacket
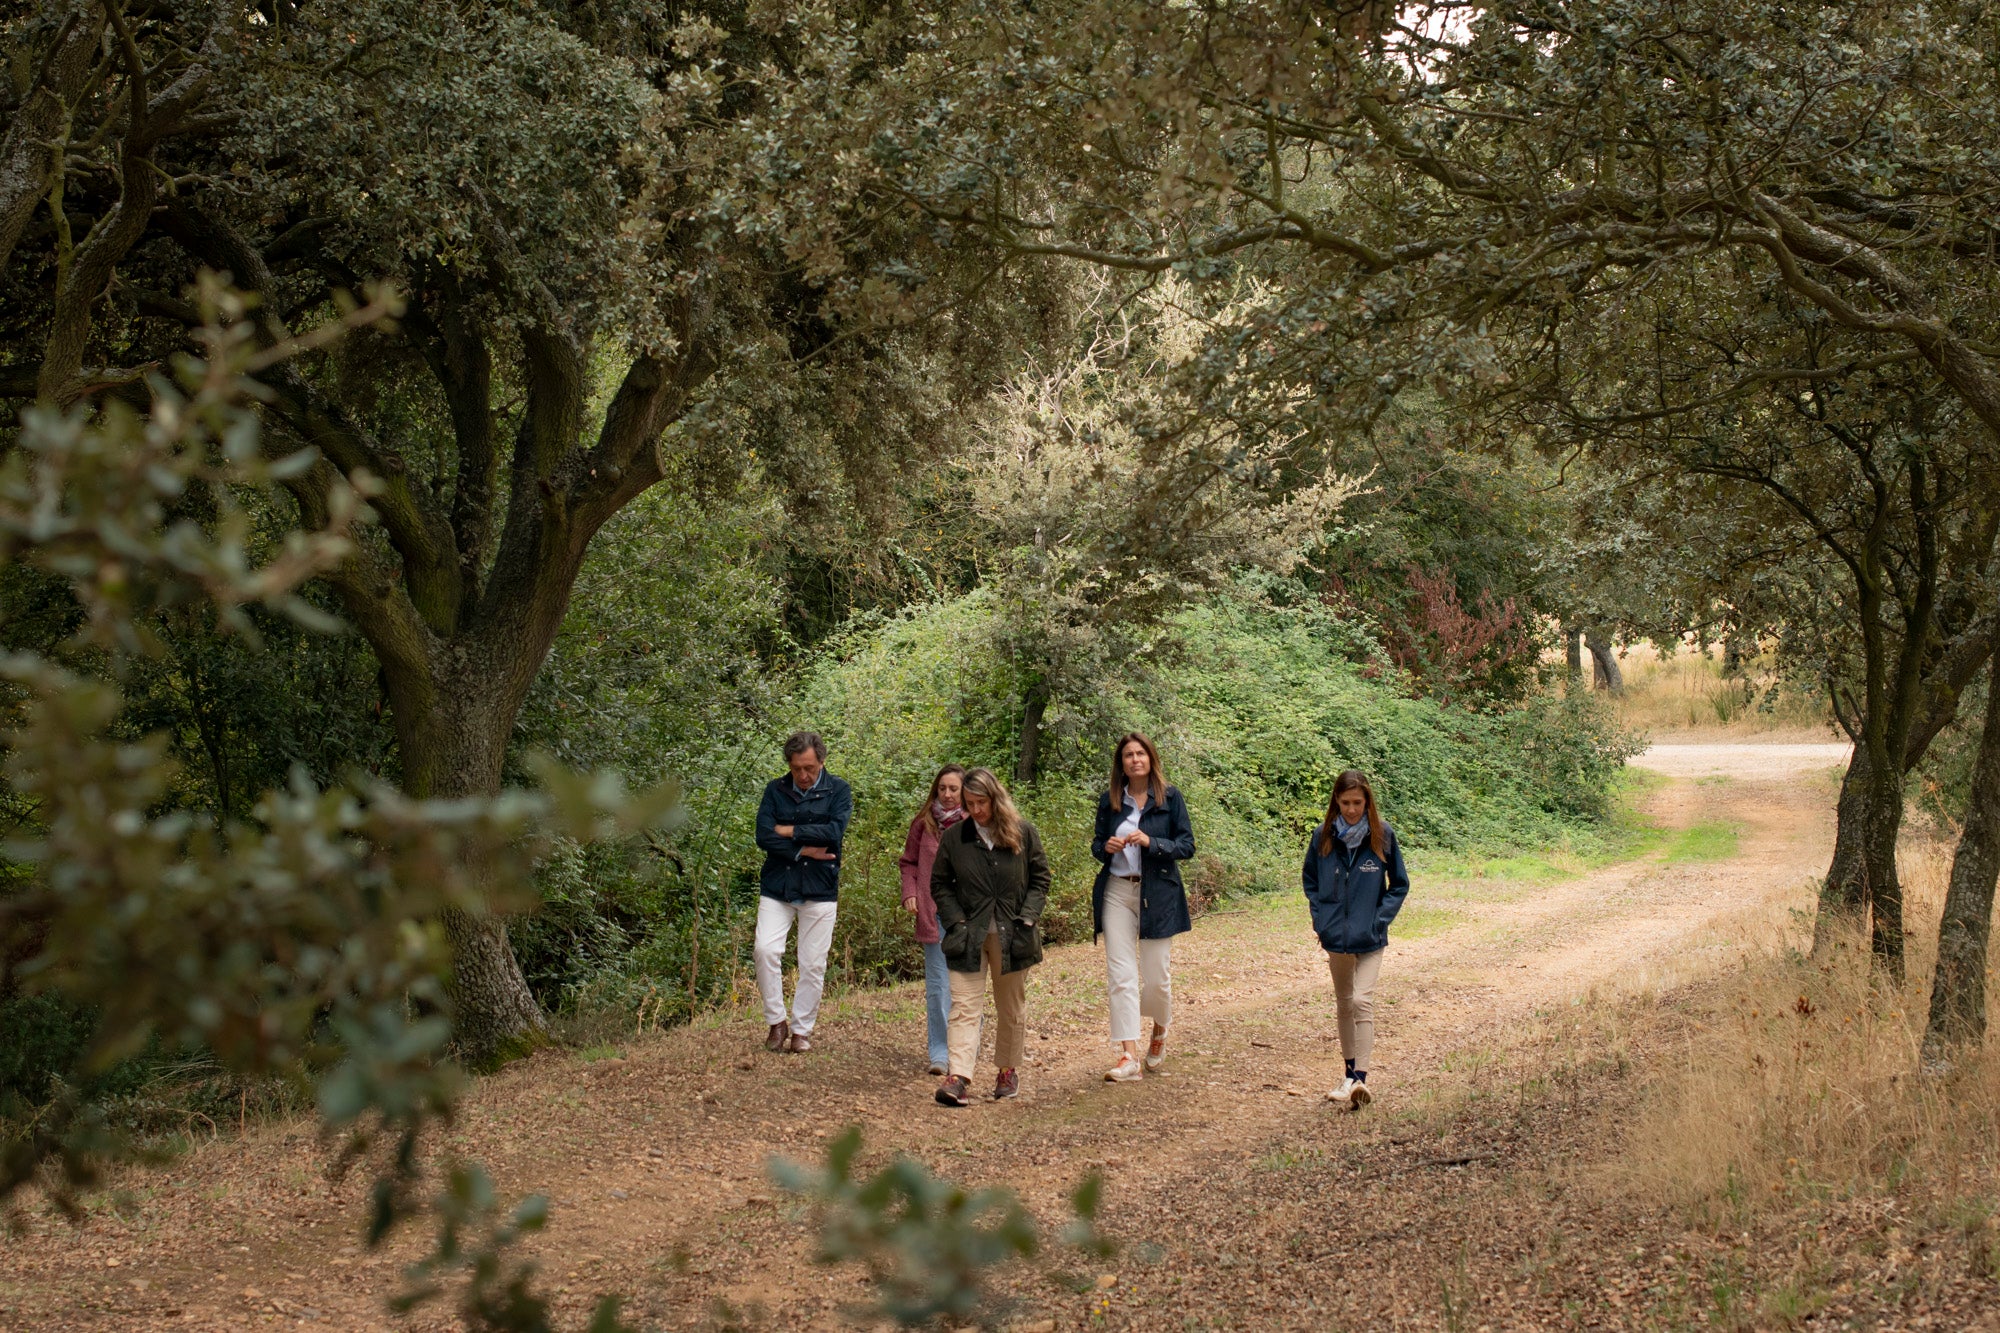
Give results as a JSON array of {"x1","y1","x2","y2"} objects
[{"x1": 753, "y1": 731, "x2": 853, "y2": 1052}]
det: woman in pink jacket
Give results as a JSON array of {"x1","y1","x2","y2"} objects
[{"x1": 899, "y1": 764, "x2": 966, "y2": 1074}]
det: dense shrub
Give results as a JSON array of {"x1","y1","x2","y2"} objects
[
  {"x1": 1501, "y1": 688, "x2": 1651, "y2": 819},
  {"x1": 0, "y1": 994, "x2": 96, "y2": 1115},
  {"x1": 1140, "y1": 597, "x2": 1640, "y2": 859},
  {"x1": 792, "y1": 593, "x2": 1105, "y2": 969},
  {"x1": 500, "y1": 581, "x2": 1641, "y2": 1023},
  {"x1": 771, "y1": 589, "x2": 1641, "y2": 990}
]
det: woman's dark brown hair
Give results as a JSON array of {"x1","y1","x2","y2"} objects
[
  {"x1": 916, "y1": 764, "x2": 967, "y2": 835},
  {"x1": 1318, "y1": 769, "x2": 1386, "y2": 858},
  {"x1": 1109, "y1": 732, "x2": 1168, "y2": 806}
]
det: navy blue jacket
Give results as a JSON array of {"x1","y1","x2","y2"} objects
[
  {"x1": 1302, "y1": 823, "x2": 1410, "y2": 954},
  {"x1": 755, "y1": 771, "x2": 853, "y2": 903},
  {"x1": 1090, "y1": 785, "x2": 1196, "y2": 940}
]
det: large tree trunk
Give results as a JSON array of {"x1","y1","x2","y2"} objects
[
  {"x1": 1812, "y1": 624, "x2": 1999, "y2": 960},
  {"x1": 1564, "y1": 624, "x2": 1583, "y2": 679},
  {"x1": 1859, "y1": 752, "x2": 1908, "y2": 976},
  {"x1": 1585, "y1": 627, "x2": 1623, "y2": 692},
  {"x1": 1015, "y1": 685, "x2": 1048, "y2": 785},
  {"x1": 440, "y1": 908, "x2": 546, "y2": 1068},
  {"x1": 1924, "y1": 677, "x2": 2000, "y2": 1057},
  {"x1": 1817, "y1": 753, "x2": 1920, "y2": 977},
  {"x1": 393, "y1": 661, "x2": 551, "y2": 1068},
  {"x1": 1812, "y1": 746, "x2": 1876, "y2": 952}
]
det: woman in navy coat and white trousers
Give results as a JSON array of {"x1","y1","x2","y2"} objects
[
  {"x1": 1303, "y1": 768, "x2": 1410, "y2": 1108},
  {"x1": 1091, "y1": 732, "x2": 1196, "y2": 1083}
]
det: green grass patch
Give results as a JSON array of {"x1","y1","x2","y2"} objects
[
  {"x1": 1661, "y1": 820, "x2": 1741, "y2": 864},
  {"x1": 1410, "y1": 774, "x2": 1668, "y2": 901},
  {"x1": 1393, "y1": 901, "x2": 1459, "y2": 940},
  {"x1": 1618, "y1": 764, "x2": 1671, "y2": 797},
  {"x1": 577, "y1": 1043, "x2": 626, "y2": 1063}
]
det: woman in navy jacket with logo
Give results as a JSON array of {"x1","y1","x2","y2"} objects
[
  {"x1": 1090, "y1": 732, "x2": 1196, "y2": 1083},
  {"x1": 1302, "y1": 769, "x2": 1409, "y2": 1109}
]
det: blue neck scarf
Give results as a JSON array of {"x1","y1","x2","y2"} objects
[{"x1": 1333, "y1": 815, "x2": 1368, "y2": 850}]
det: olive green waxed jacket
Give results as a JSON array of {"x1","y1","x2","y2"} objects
[{"x1": 929, "y1": 819, "x2": 1051, "y2": 974}]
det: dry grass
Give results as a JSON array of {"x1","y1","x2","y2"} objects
[
  {"x1": 1608, "y1": 837, "x2": 2000, "y2": 1236},
  {"x1": 1607, "y1": 642, "x2": 1836, "y2": 736}
]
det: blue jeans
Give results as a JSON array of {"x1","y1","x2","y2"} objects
[{"x1": 923, "y1": 942, "x2": 952, "y2": 1067}]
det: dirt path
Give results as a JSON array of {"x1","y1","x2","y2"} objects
[
  {"x1": 1632, "y1": 739, "x2": 1849, "y2": 781},
  {"x1": 1, "y1": 744, "x2": 1843, "y2": 1332}
]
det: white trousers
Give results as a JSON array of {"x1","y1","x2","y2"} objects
[
  {"x1": 1103, "y1": 875, "x2": 1173, "y2": 1044},
  {"x1": 753, "y1": 896, "x2": 838, "y2": 1034}
]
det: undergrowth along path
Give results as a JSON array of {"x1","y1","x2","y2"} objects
[{"x1": 2, "y1": 739, "x2": 1844, "y2": 1331}]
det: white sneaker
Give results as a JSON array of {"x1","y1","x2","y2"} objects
[
  {"x1": 1327, "y1": 1076, "x2": 1372, "y2": 1108},
  {"x1": 1104, "y1": 1054, "x2": 1144, "y2": 1083},
  {"x1": 1144, "y1": 1026, "x2": 1167, "y2": 1072}
]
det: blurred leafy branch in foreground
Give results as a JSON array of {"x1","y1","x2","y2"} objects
[
  {"x1": 776, "y1": 1125, "x2": 1114, "y2": 1328},
  {"x1": 1, "y1": 280, "x2": 1109, "y2": 1332},
  {"x1": 0, "y1": 276, "x2": 673, "y2": 1331}
]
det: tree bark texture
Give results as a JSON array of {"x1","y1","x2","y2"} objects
[
  {"x1": 1859, "y1": 753, "x2": 1908, "y2": 975},
  {"x1": 1016, "y1": 687, "x2": 1048, "y2": 785},
  {"x1": 24, "y1": 6, "x2": 225, "y2": 405},
  {"x1": 0, "y1": 7, "x2": 102, "y2": 282},
  {"x1": 1585, "y1": 627, "x2": 1623, "y2": 692},
  {"x1": 389, "y1": 665, "x2": 549, "y2": 1066},
  {"x1": 1564, "y1": 625, "x2": 1583, "y2": 678},
  {"x1": 1813, "y1": 747, "x2": 1875, "y2": 950},
  {"x1": 1812, "y1": 623, "x2": 1998, "y2": 959},
  {"x1": 1924, "y1": 676, "x2": 2000, "y2": 1054}
]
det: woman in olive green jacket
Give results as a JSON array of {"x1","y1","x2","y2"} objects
[{"x1": 929, "y1": 767, "x2": 1051, "y2": 1106}]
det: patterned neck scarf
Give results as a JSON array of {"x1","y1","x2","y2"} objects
[
  {"x1": 934, "y1": 801, "x2": 967, "y2": 830},
  {"x1": 1333, "y1": 815, "x2": 1368, "y2": 850}
]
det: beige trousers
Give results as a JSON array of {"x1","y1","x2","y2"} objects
[
  {"x1": 947, "y1": 931, "x2": 1029, "y2": 1079},
  {"x1": 1102, "y1": 875, "x2": 1172, "y2": 1043},
  {"x1": 1327, "y1": 948, "x2": 1385, "y2": 1072}
]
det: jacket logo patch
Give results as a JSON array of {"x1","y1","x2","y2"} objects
[{"x1": 1359, "y1": 859, "x2": 1381, "y2": 872}]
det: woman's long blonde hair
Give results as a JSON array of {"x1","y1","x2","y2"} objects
[{"x1": 960, "y1": 767, "x2": 1026, "y2": 853}]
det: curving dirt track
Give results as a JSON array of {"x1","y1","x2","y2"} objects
[{"x1": 0, "y1": 739, "x2": 1850, "y2": 1331}]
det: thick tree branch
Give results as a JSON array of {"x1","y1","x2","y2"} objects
[
  {"x1": 278, "y1": 451, "x2": 439, "y2": 698},
  {"x1": 0, "y1": 7, "x2": 103, "y2": 280},
  {"x1": 155, "y1": 199, "x2": 462, "y2": 630},
  {"x1": 398, "y1": 274, "x2": 498, "y2": 608},
  {"x1": 260, "y1": 365, "x2": 462, "y2": 635},
  {"x1": 1740, "y1": 194, "x2": 2000, "y2": 440},
  {"x1": 37, "y1": 1, "x2": 157, "y2": 403},
  {"x1": 33, "y1": 2, "x2": 229, "y2": 404}
]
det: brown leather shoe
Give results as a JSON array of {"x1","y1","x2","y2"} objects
[
  {"x1": 934, "y1": 1074, "x2": 972, "y2": 1107},
  {"x1": 993, "y1": 1067, "x2": 1019, "y2": 1100},
  {"x1": 785, "y1": 1032, "x2": 812, "y2": 1053},
  {"x1": 764, "y1": 1021, "x2": 789, "y2": 1052}
]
